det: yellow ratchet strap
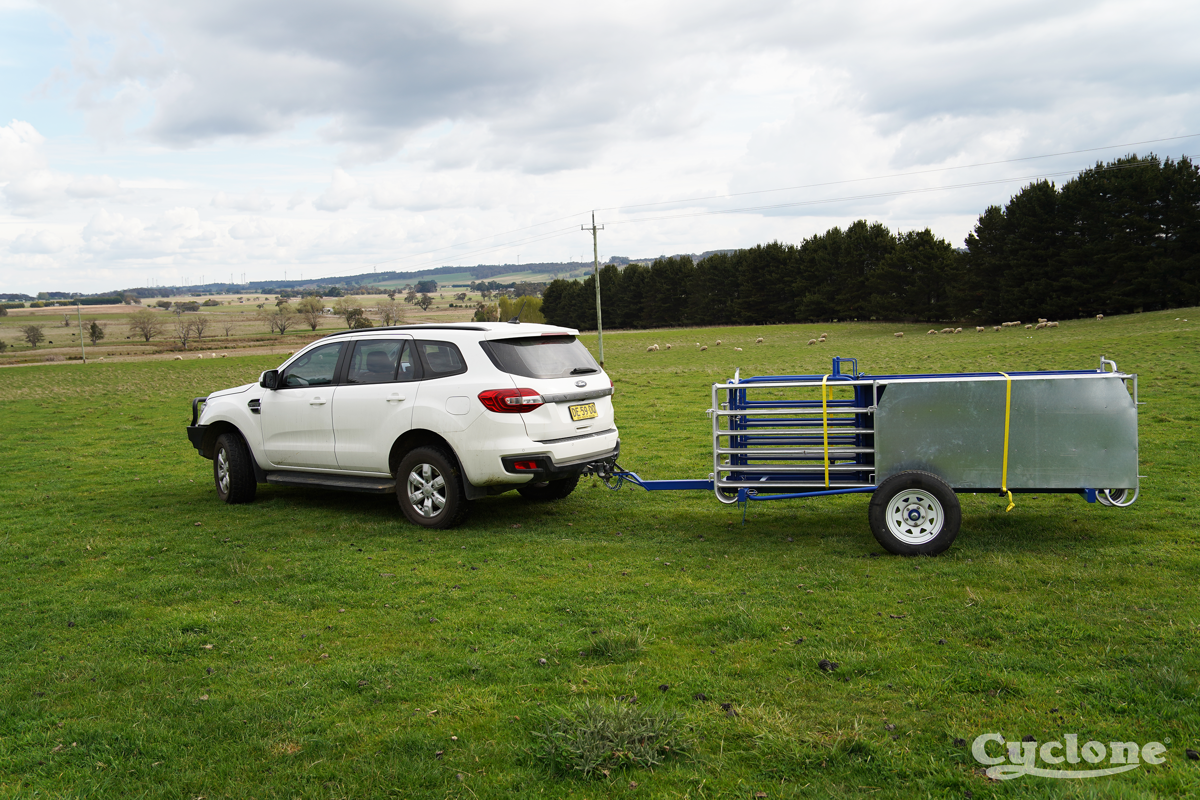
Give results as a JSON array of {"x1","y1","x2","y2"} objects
[
  {"x1": 999, "y1": 372, "x2": 1015, "y2": 512},
  {"x1": 821, "y1": 374, "x2": 830, "y2": 487}
]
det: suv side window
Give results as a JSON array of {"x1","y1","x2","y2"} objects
[
  {"x1": 346, "y1": 340, "x2": 420, "y2": 384},
  {"x1": 417, "y1": 340, "x2": 467, "y2": 379},
  {"x1": 281, "y1": 342, "x2": 345, "y2": 388}
]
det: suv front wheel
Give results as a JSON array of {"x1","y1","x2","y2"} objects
[
  {"x1": 214, "y1": 432, "x2": 257, "y2": 504},
  {"x1": 396, "y1": 446, "x2": 469, "y2": 528}
]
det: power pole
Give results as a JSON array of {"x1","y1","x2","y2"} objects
[
  {"x1": 76, "y1": 303, "x2": 86, "y2": 364},
  {"x1": 581, "y1": 212, "x2": 605, "y2": 366}
]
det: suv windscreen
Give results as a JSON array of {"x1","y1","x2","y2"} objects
[{"x1": 482, "y1": 335, "x2": 600, "y2": 379}]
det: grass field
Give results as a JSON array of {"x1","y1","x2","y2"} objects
[{"x1": 1, "y1": 310, "x2": 1198, "y2": 799}]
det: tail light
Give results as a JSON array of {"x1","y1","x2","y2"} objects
[{"x1": 478, "y1": 388, "x2": 544, "y2": 413}]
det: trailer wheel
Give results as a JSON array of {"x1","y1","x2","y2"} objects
[{"x1": 868, "y1": 471, "x2": 960, "y2": 556}]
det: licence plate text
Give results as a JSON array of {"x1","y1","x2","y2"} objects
[{"x1": 569, "y1": 402, "x2": 598, "y2": 421}]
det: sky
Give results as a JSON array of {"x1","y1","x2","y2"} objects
[{"x1": 1, "y1": 0, "x2": 1199, "y2": 295}]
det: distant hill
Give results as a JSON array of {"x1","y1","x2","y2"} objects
[{"x1": 37, "y1": 251, "x2": 739, "y2": 299}]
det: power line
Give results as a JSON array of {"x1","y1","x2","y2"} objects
[
  {"x1": 353, "y1": 136, "x2": 1197, "y2": 274},
  {"x1": 361, "y1": 212, "x2": 586, "y2": 274},
  {"x1": 595, "y1": 133, "x2": 1200, "y2": 214},
  {"x1": 603, "y1": 155, "x2": 1195, "y2": 228}
]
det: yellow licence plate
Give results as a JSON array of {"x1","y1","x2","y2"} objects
[{"x1": 569, "y1": 402, "x2": 598, "y2": 421}]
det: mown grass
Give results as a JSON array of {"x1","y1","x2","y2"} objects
[{"x1": 0, "y1": 310, "x2": 1198, "y2": 798}]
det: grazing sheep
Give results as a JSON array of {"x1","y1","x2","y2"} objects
[
  {"x1": 1047, "y1": 321, "x2": 1059, "y2": 328},
  {"x1": 646, "y1": 345, "x2": 655, "y2": 352},
  {"x1": 821, "y1": 332, "x2": 830, "y2": 338},
  {"x1": 817, "y1": 337, "x2": 826, "y2": 343},
  {"x1": 665, "y1": 344, "x2": 672, "y2": 350},
  {"x1": 894, "y1": 332, "x2": 904, "y2": 338},
  {"x1": 941, "y1": 327, "x2": 953, "y2": 334},
  {"x1": 1024, "y1": 324, "x2": 1033, "y2": 330},
  {"x1": 715, "y1": 340, "x2": 722, "y2": 346},
  {"x1": 653, "y1": 344, "x2": 660, "y2": 351},
  {"x1": 1035, "y1": 322, "x2": 1047, "y2": 329},
  {"x1": 734, "y1": 347, "x2": 743, "y2": 352},
  {"x1": 700, "y1": 345, "x2": 708, "y2": 351},
  {"x1": 1096, "y1": 314, "x2": 1104, "y2": 320},
  {"x1": 173, "y1": 355, "x2": 183, "y2": 361},
  {"x1": 807, "y1": 339, "x2": 817, "y2": 345},
  {"x1": 755, "y1": 337, "x2": 764, "y2": 343},
  {"x1": 928, "y1": 330, "x2": 937, "y2": 335},
  {"x1": 220, "y1": 353, "x2": 228, "y2": 357},
  {"x1": 954, "y1": 327, "x2": 963, "y2": 334},
  {"x1": 976, "y1": 326, "x2": 985, "y2": 333},
  {"x1": 1038, "y1": 318, "x2": 1047, "y2": 324},
  {"x1": 993, "y1": 326, "x2": 1001, "y2": 332},
  {"x1": 695, "y1": 342, "x2": 701, "y2": 347}
]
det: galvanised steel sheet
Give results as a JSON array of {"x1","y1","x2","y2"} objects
[{"x1": 874, "y1": 376, "x2": 1138, "y2": 489}]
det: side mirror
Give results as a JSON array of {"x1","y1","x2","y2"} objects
[{"x1": 259, "y1": 369, "x2": 279, "y2": 389}]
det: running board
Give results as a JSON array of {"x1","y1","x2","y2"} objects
[{"x1": 264, "y1": 472, "x2": 396, "y2": 494}]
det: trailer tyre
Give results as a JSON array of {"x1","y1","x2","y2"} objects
[{"x1": 868, "y1": 471, "x2": 960, "y2": 556}]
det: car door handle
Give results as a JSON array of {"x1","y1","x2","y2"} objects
[
  {"x1": 387, "y1": 393, "x2": 406, "y2": 402},
  {"x1": 309, "y1": 396, "x2": 326, "y2": 405}
]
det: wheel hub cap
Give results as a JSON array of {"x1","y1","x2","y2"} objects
[
  {"x1": 407, "y1": 463, "x2": 447, "y2": 518},
  {"x1": 886, "y1": 490, "x2": 944, "y2": 545}
]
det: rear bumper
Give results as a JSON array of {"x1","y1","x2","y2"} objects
[{"x1": 501, "y1": 440, "x2": 620, "y2": 481}]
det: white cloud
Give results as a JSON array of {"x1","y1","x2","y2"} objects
[
  {"x1": 0, "y1": 1, "x2": 1195, "y2": 293},
  {"x1": 313, "y1": 168, "x2": 361, "y2": 212},
  {"x1": 9, "y1": 228, "x2": 65, "y2": 253},
  {"x1": 0, "y1": 119, "x2": 46, "y2": 179},
  {"x1": 228, "y1": 217, "x2": 275, "y2": 240},
  {"x1": 212, "y1": 188, "x2": 273, "y2": 211},
  {"x1": 66, "y1": 174, "x2": 121, "y2": 198}
]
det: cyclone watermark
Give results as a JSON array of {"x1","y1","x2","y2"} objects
[{"x1": 972, "y1": 733, "x2": 1167, "y2": 780}]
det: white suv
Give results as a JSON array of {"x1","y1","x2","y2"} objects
[{"x1": 186, "y1": 322, "x2": 619, "y2": 528}]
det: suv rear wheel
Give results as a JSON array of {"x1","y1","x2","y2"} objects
[
  {"x1": 397, "y1": 446, "x2": 469, "y2": 528},
  {"x1": 516, "y1": 471, "x2": 581, "y2": 501}
]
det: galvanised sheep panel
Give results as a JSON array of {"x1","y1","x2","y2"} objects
[{"x1": 873, "y1": 375, "x2": 1138, "y2": 489}]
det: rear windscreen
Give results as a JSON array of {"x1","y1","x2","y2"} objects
[{"x1": 482, "y1": 336, "x2": 600, "y2": 379}]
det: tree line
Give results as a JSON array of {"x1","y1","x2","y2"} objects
[{"x1": 542, "y1": 154, "x2": 1200, "y2": 328}]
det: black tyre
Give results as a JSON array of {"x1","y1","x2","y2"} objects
[
  {"x1": 396, "y1": 446, "x2": 469, "y2": 528},
  {"x1": 867, "y1": 471, "x2": 960, "y2": 556},
  {"x1": 517, "y1": 471, "x2": 581, "y2": 501},
  {"x1": 214, "y1": 432, "x2": 257, "y2": 504}
]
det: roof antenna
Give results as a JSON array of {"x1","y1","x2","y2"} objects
[{"x1": 508, "y1": 298, "x2": 527, "y2": 324}]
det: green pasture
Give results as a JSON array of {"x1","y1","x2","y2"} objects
[{"x1": 1, "y1": 311, "x2": 1198, "y2": 798}]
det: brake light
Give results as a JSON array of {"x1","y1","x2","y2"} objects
[{"x1": 478, "y1": 388, "x2": 544, "y2": 413}]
